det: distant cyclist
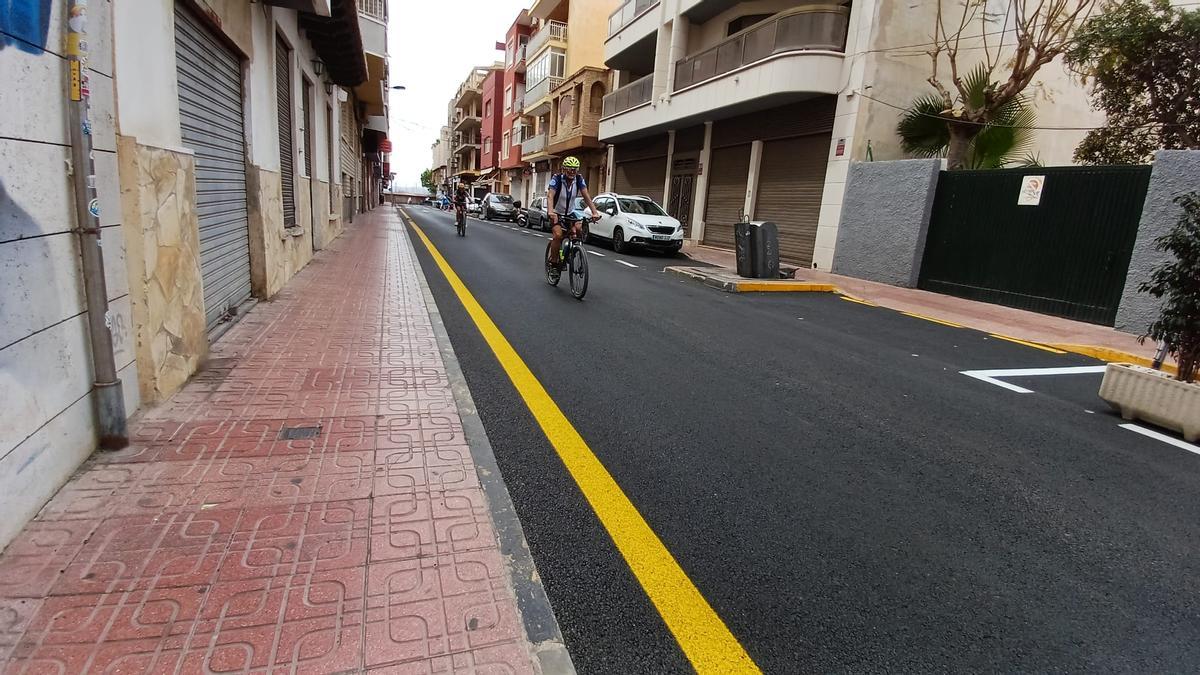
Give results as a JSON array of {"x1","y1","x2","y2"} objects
[
  {"x1": 453, "y1": 184, "x2": 468, "y2": 220},
  {"x1": 546, "y1": 156, "x2": 600, "y2": 266}
]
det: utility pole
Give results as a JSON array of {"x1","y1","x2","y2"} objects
[{"x1": 66, "y1": 0, "x2": 128, "y2": 449}]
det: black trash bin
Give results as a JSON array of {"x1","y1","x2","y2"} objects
[
  {"x1": 750, "y1": 221, "x2": 780, "y2": 279},
  {"x1": 734, "y1": 222, "x2": 754, "y2": 277},
  {"x1": 735, "y1": 221, "x2": 780, "y2": 279}
]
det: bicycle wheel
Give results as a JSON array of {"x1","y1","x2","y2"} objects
[
  {"x1": 568, "y1": 244, "x2": 588, "y2": 299},
  {"x1": 545, "y1": 240, "x2": 560, "y2": 286},
  {"x1": 456, "y1": 212, "x2": 465, "y2": 236}
]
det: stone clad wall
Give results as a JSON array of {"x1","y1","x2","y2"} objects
[{"x1": 117, "y1": 137, "x2": 208, "y2": 403}]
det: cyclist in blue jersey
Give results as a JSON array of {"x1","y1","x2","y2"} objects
[{"x1": 546, "y1": 156, "x2": 600, "y2": 266}]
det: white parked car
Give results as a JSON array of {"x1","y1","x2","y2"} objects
[
  {"x1": 466, "y1": 197, "x2": 482, "y2": 216},
  {"x1": 590, "y1": 193, "x2": 684, "y2": 255}
]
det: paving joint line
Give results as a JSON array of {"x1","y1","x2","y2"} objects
[{"x1": 397, "y1": 207, "x2": 576, "y2": 675}]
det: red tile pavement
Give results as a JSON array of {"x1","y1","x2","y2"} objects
[
  {"x1": 683, "y1": 242, "x2": 1175, "y2": 367},
  {"x1": 0, "y1": 210, "x2": 539, "y2": 674}
]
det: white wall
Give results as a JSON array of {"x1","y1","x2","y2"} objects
[
  {"x1": 113, "y1": 0, "x2": 183, "y2": 149},
  {"x1": 0, "y1": 0, "x2": 140, "y2": 548}
]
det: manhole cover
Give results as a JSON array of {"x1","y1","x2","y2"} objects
[{"x1": 278, "y1": 425, "x2": 322, "y2": 440}]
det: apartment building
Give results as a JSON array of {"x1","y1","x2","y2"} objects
[
  {"x1": 520, "y1": 0, "x2": 622, "y2": 200},
  {"x1": 599, "y1": 0, "x2": 1104, "y2": 269},
  {"x1": 500, "y1": 12, "x2": 535, "y2": 202},
  {"x1": 450, "y1": 66, "x2": 499, "y2": 198},
  {"x1": 0, "y1": 0, "x2": 390, "y2": 547},
  {"x1": 431, "y1": 125, "x2": 452, "y2": 196},
  {"x1": 478, "y1": 67, "x2": 507, "y2": 196}
]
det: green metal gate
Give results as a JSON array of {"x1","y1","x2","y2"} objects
[{"x1": 918, "y1": 166, "x2": 1151, "y2": 326}]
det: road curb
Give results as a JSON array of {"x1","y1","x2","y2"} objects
[
  {"x1": 1050, "y1": 343, "x2": 1179, "y2": 376},
  {"x1": 666, "y1": 265, "x2": 838, "y2": 293},
  {"x1": 398, "y1": 208, "x2": 577, "y2": 675}
]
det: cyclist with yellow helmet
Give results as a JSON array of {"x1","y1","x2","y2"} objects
[{"x1": 546, "y1": 156, "x2": 600, "y2": 266}]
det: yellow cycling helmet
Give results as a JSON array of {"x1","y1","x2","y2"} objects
[{"x1": 562, "y1": 156, "x2": 581, "y2": 169}]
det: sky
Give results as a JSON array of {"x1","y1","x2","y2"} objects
[{"x1": 386, "y1": 0, "x2": 532, "y2": 191}]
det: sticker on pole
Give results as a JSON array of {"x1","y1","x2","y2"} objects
[
  {"x1": 1018, "y1": 175, "x2": 1045, "y2": 206},
  {"x1": 88, "y1": 198, "x2": 100, "y2": 217}
]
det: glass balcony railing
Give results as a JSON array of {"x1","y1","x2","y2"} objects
[
  {"x1": 524, "y1": 75, "x2": 563, "y2": 108},
  {"x1": 673, "y1": 7, "x2": 849, "y2": 91},
  {"x1": 601, "y1": 73, "x2": 653, "y2": 117},
  {"x1": 608, "y1": 0, "x2": 659, "y2": 37},
  {"x1": 359, "y1": 0, "x2": 386, "y2": 22}
]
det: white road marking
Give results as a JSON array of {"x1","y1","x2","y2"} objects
[
  {"x1": 533, "y1": 233, "x2": 545, "y2": 238},
  {"x1": 588, "y1": 250, "x2": 606, "y2": 257},
  {"x1": 616, "y1": 260, "x2": 638, "y2": 268},
  {"x1": 960, "y1": 365, "x2": 1108, "y2": 394},
  {"x1": 1121, "y1": 424, "x2": 1200, "y2": 455}
]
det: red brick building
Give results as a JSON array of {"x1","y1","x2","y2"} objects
[
  {"x1": 500, "y1": 11, "x2": 533, "y2": 200},
  {"x1": 477, "y1": 66, "x2": 505, "y2": 196}
]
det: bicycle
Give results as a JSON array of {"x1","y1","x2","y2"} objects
[
  {"x1": 454, "y1": 204, "x2": 466, "y2": 237},
  {"x1": 545, "y1": 210, "x2": 596, "y2": 300}
]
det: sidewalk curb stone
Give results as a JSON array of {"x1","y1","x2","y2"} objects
[{"x1": 397, "y1": 210, "x2": 577, "y2": 675}]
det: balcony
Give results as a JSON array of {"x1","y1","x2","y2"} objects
[
  {"x1": 527, "y1": 20, "x2": 567, "y2": 60},
  {"x1": 602, "y1": 73, "x2": 653, "y2": 117},
  {"x1": 608, "y1": 0, "x2": 659, "y2": 36},
  {"x1": 674, "y1": 7, "x2": 849, "y2": 90},
  {"x1": 514, "y1": 44, "x2": 528, "y2": 73},
  {"x1": 599, "y1": 7, "x2": 849, "y2": 142},
  {"x1": 521, "y1": 130, "x2": 547, "y2": 157},
  {"x1": 523, "y1": 75, "x2": 563, "y2": 115},
  {"x1": 455, "y1": 135, "x2": 481, "y2": 155},
  {"x1": 358, "y1": 0, "x2": 386, "y2": 21},
  {"x1": 358, "y1": 12, "x2": 386, "y2": 57},
  {"x1": 454, "y1": 69, "x2": 488, "y2": 108},
  {"x1": 454, "y1": 115, "x2": 482, "y2": 133}
]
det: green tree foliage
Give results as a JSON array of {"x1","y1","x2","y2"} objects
[
  {"x1": 898, "y1": 64, "x2": 1040, "y2": 169},
  {"x1": 1066, "y1": 0, "x2": 1200, "y2": 165},
  {"x1": 420, "y1": 168, "x2": 437, "y2": 196},
  {"x1": 1139, "y1": 193, "x2": 1200, "y2": 382}
]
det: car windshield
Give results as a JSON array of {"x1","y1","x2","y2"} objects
[
  {"x1": 618, "y1": 198, "x2": 667, "y2": 216},
  {"x1": 493, "y1": 195, "x2": 513, "y2": 204}
]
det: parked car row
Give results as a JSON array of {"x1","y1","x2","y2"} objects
[{"x1": 514, "y1": 192, "x2": 684, "y2": 255}]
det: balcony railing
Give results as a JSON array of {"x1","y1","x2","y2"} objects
[
  {"x1": 673, "y1": 7, "x2": 849, "y2": 91},
  {"x1": 601, "y1": 72, "x2": 654, "y2": 117},
  {"x1": 359, "y1": 0, "x2": 386, "y2": 22},
  {"x1": 524, "y1": 75, "x2": 563, "y2": 108},
  {"x1": 608, "y1": 0, "x2": 659, "y2": 37},
  {"x1": 521, "y1": 131, "x2": 547, "y2": 156},
  {"x1": 527, "y1": 20, "x2": 568, "y2": 58}
]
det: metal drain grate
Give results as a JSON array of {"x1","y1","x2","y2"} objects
[{"x1": 278, "y1": 425, "x2": 322, "y2": 440}]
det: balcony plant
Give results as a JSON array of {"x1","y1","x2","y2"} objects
[{"x1": 1099, "y1": 192, "x2": 1200, "y2": 441}]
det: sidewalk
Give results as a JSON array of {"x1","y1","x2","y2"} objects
[
  {"x1": 0, "y1": 210, "x2": 564, "y2": 673},
  {"x1": 680, "y1": 242, "x2": 1171, "y2": 367}
]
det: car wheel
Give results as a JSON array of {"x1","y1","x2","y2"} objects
[{"x1": 612, "y1": 227, "x2": 626, "y2": 254}]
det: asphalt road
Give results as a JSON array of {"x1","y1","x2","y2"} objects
[{"x1": 401, "y1": 206, "x2": 1200, "y2": 674}]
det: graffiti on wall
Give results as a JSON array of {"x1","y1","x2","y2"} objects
[{"x1": 0, "y1": 0, "x2": 53, "y2": 53}]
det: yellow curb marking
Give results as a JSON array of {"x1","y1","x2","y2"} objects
[
  {"x1": 403, "y1": 212, "x2": 760, "y2": 675},
  {"x1": 900, "y1": 312, "x2": 965, "y2": 328},
  {"x1": 735, "y1": 282, "x2": 838, "y2": 292},
  {"x1": 839, "y1": 295, "x2": 878, "y2": 307},
  {"x1": 1050, "y1": 343, "x2": 1179, "y2": 376},
  {"x1": 988, "y1": 334, "x2": 1068, "y2": 354}
]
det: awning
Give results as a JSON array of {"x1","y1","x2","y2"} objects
[
  {"x1": 365, "y1": 115, "x2": 388, "y2": 133},
  {"x1": 478, "y1": 168, "x2": 499, "y2": 181},
  {"x1": 298, "y1": 0, "x2": 368, "y2": 86}
]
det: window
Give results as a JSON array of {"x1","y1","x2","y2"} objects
[
  {"x1": 589, "y1": 82, "x2": 606, "y2": 115},
  {"x1": 485, "y1": 100, "x2": 493, "y2": 118},
  {"x1": 484, "y1": 137, "x2": 492, "y2": 155},
  {"x1": 618, "y1": 197, "x2": 668, "y2": 215},
  {"x1": 573, "y1": 83, "x2": 583, "y2": 126},
  {"x1": 502, "y1": 132, "x2": 510, "y2": 160},
  {"x1": 528, "y1": 48, "x2": 566, "y2": 86},
  {"x1": 505, "y1": 86, "x2": 513, "y2": 113},
  {"x1": 727, "y1": 14, "x2": 772, "y2": 36}
]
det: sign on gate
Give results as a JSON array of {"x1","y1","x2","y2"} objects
[{"x1": 1018, "y1": 175, "x2": 1046, "y2": 206}]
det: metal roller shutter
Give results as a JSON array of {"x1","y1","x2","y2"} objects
[
  {"x1": 340, "y1": 101, "x2": 357, "y2": 195},
  {"x1": 614, "y1": 157, "x2": 667, "y2": 205},
  {"x1": 702, "y1": 144, "x2": 751, "y2": 250},
  {"x1": 277, "y1": 36, "x2": 296, "y2": 227},
  {"x1": 755, "y1": 134, "x2": 831, "y2": 266},
  {"x1": 174, "y1": 5, "x2": 252, "y2": 332}
]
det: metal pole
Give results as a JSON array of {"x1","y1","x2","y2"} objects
[
  {"x1": 1152, "y1": 341, "x2": 1169, "y2": 370},
  {"x1": 66, "y1": 0, "x2": 128, "y2": 449}
]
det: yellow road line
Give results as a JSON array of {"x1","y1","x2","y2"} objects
[
  {"x1": 735, "y1": 282, "x2": 837, "y2": 292},
  {"x1": 1049, "y1": 343, "x2": 1179, "y2": 376},
  {"x1": 839, "y1": 295, "x2": 877, "y2": 307},
  {"x1": 989, "y1": 334, "x2": 1067, "y2": 354},
  {"x1": 900, "y1": 312, "x2": 964, "y2": 328},
  {"x1": 403, "y1": 213, "x2": 760, "y2": 674}
]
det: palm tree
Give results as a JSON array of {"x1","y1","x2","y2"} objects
[{"x1": 897, "y1": 64, "x2": 1040, "y2": 169}]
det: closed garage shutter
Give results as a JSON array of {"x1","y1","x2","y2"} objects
[
  {"x1": 277, "y1": 36, "x2": 296, "y2": 227},
  {"x1": 702, "y1": 144, "x2": 751, "y2": 250},
  {"x1": 614, "y1": 157, "x2": 666, "y2": 205},
  {"x1": 175, "y1": 5, "x2": 253, "y2": 332},
  {"x1": 755, "y1": 134, "x2": 831, "y2": 266}
]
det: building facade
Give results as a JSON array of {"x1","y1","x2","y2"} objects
[
  {"x1": 599, "y1": 0, "x2": 1106, "y2": 269},
  {"x1": 520, "y1": 0, "x2": 621, "y2": 201},
  {"x1": 478, "y1": 67, "x2": 506, "y2": 196},
  {"x1": 0, "y1": 0, "x2": 389, "y2": 548},
  {"x1": 500, "y1": 12, "x2": 534, "y2": 202}
]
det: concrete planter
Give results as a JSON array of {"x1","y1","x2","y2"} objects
[{"x1": 1099, "y1": 364, "x2": 1200, "y2": 441}]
